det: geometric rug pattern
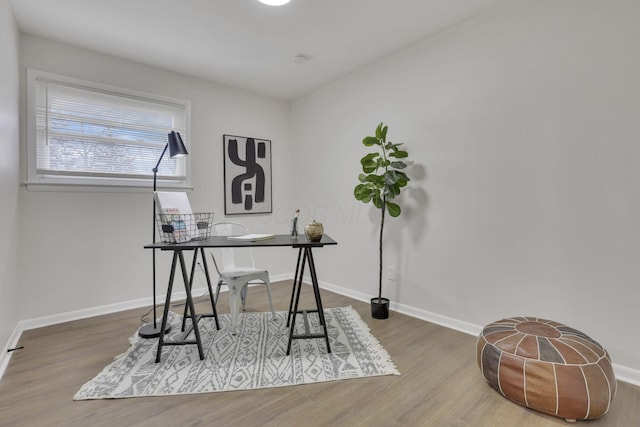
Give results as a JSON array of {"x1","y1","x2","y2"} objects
[{"x1": 74, "y1": 306, "x2": 399, "y2": 400}]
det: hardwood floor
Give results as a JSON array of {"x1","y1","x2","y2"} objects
[{"x1": 1, "y1": 281, "x2": 638, "y2": 427}]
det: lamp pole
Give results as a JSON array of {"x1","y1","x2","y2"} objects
[{"x1": 139, "y1": 132, "x2": 188, "y2": 338}]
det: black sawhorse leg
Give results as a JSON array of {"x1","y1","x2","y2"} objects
[
  {"x1": 286, "y1": 247, "x2": 331, "y2": 355},
  {"x1": 155, "y1": 249, "x2": 212, "y2": 363},
  {"x1": 287, "y1": 248, "x2": 304, "y2": 328},
  {"x1": 182, "y1": 247, "x2": 220, "y2": 332}
]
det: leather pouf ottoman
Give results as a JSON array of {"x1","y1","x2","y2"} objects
[{"x1": 477, "y1": 317, "x2": 616, "y2": 422}]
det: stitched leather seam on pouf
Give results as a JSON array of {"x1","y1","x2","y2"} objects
[{"x1": 477, "y1": 317, "x2": 616, "y2": 422}]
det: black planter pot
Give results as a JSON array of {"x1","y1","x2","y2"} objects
[{"x1": 371, "y1": 297, "x2": 390, "y2": 319}]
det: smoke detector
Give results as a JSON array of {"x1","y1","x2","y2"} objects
[{"x1": 293, "y1": 54, "x2": 309, "y2": 64}]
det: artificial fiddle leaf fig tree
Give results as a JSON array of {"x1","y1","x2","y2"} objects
[{"x1": 354, "y1": 122, "x2": 410, "y2": 319}]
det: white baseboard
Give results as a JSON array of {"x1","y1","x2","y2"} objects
[
  {"x1": 317, "y1": 278, "x2": 640, "y2": 387},
  {"x1": 0, "y1": 325, "x2": 23, "y2": 380},
  {"x1": 2, "y1": 273, "x2": 639, "y2": 387},
  {"x1": 612, "y1": 364, "x2": 640, "y2": 387},
  {"x1": 0, "y1": 272, "x2": 293, "y2": 379}
]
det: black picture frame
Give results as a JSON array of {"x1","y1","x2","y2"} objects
[{"x1": 223, "y1": 134, "x2": 272, "y2": 215}]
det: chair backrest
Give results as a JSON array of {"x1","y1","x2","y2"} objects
[{"x1": 210, "y1": 221, "x2": 256, "y2": 274}]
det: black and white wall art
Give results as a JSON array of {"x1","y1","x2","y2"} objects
[{"x1": 223, "y1": 134, "x2": 272, "y2": 215}]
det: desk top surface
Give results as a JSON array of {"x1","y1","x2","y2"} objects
[{"x1": 145, "y1": 233, "x2": 337, "y2": 250}]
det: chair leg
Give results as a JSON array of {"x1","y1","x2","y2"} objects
[
  {"x1": 265, "y1": 280, "x2": 276, "y2": 320},
  {"x1": 228, "y1": 279, "x2": 243, "y2": 335},
  {"x1": 215, "y1": 280, "x2": 223, "y2": 304},
  {"x1": 240, "y1": 285, "x2": 247, "y2": 311}
]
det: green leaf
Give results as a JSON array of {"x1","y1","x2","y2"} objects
[
  {"x1": 375, "y1": 123, "x2": 383, "y2": 139},
  {"x1": 386, "y1": 201, "x2": 401, "y2": 217},
  {"x1": 385, "y1": 185, "x2": 400, "y2": 198},
  {"x1": 372, "y1": 194, "x2": 383, "y2": 209},
  {"x1": 394, "y1": 172, "x2": 409, "y2": 188},
  {"x1": 385, "y1": 170, "x2": 408, "y2": 185},
  {"x1": 389, "y1": 150, "x2": 408, "y2": 158},
  {"x1": 361, "y1": 152, "x2": 379, "y2": 162},
  {"x1": 380, "y1": 124, "x2": 388, "y2": 142},
  {"x1": 366, "y1": 174, "x2": 384, "y2": 186},
  {"x1": 362, "y1": 136, "x2": 378, "y2": 147},
  {"x1": 390, "y1": 161, "x2": 406, "y2": 169},
  {"x1": 361, "y1": 153, "x2": 379, "y2": 173},
  {"x1": 387, "y1": 142, "x2": 405, "y2": 152},
  {"x1": 354, "y1": 184, "x2": 373, "y2": 202},
  {"x1": 362, "y1": 162, "x2": 377, "y2": 174},
  {"x1": 358, "y1": 173, "x2": 368, "y2": 183},
  {"x1": 395, "y1": 170, "x2": 409, "y2": 181}
]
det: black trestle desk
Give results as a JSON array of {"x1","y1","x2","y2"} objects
[{"x1": 144, "y1": 234, "x2": 337, "y2": 363}]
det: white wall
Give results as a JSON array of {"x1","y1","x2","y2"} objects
[
  {"x1": 292, "y1": 0, "x2": 640, "y2": 373},
  {"x1": 18, "y1": 35, "x2": 295, "y2": 320},
  {"x1": 0, "y1": 1, "x2": 21, "y2": 357},
  {"x1": 8, "y1": 0, "x2": 640, "y2": 383}
]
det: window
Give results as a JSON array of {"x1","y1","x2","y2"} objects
[{"x1": 26, "y1": 70, "x2": 191, "y2": 190}]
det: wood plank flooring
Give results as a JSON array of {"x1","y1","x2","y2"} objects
[{"x1": 0, "y1": 281, "x2": 638, "y2": 427}]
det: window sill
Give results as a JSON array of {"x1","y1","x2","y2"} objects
[{"x1": 24, "y1": 179, "x2": 193, "y2": 193}]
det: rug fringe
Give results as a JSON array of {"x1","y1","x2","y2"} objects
[{"x1": 342, "y1": 306, "x2": 401, "y2": 376}]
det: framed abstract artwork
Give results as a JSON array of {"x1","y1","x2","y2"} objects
[{"x1": 223, "y1": 134, "x2": 272, "y2": 215}]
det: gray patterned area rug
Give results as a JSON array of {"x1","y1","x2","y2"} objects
[{"x1": 74, "y1": 306, "x2": 399, "y2": 400}]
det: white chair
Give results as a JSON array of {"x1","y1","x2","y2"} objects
[{"x1": 209, "y1": 221, "x2": 276, "y2": 333}]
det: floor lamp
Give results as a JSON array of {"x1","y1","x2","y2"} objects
[{"x1": 139, "y1": 131, "x2": 189, "y2": 338}]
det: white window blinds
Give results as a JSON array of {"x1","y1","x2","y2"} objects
[{"x1": 27, "y1": 70, "x2": 190, "y2": 189}]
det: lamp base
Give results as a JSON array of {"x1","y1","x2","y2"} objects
[{"x1": 138, "y1": 321, "x2": 172, "y2": 339}]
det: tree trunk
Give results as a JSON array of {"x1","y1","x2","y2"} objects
[{"x1": 378, "y1": 196, "x2": 386, "y2": 300}]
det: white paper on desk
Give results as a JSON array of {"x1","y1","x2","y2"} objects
[
  {"x1": 154, "y1": 191, "x2": 193, "y2": 215},
  {"x1": 227, "y1": 233, "x2": 275, "y2": 241}
]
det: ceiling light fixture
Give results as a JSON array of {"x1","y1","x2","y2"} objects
[{"x1": 258, "y1": 0, "x2": 291, "y2": 5}]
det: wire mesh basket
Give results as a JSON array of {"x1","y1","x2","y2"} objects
[{"x1": 155, "y1": 212, "x2": 214, "y2": 243}]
